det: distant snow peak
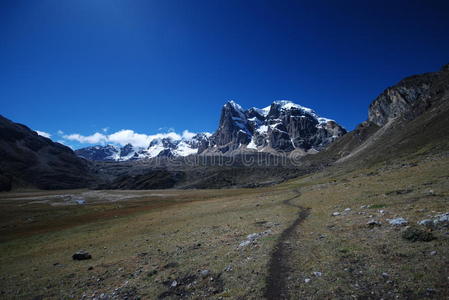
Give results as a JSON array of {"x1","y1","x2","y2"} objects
[{"x1": 75, "y1": 130, "x2": 211, "y2": 161}]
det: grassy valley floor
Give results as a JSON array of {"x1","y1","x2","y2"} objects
[{"x1": 0, "y1": 153, "x2": 448, "y2": 299}]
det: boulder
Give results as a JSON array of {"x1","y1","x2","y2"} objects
[
  {"x1": 433, "y1": 213, "x2": 449, "y2": 227},
  {"x1": 72, "y1": 250, "x2": 92, "y2": 261},
  {"x1": 367, "y1": 220, "x2": 382, "y2": 227},
  {"x1": 388, "y1": 217, "x2": 408, "y2": 226},
  {"x1": 200, "y1": 270, "x2": 210, "y2": 278},
  {"x1": 417, "y1": 219, "x2": 434, "y2": 227}
]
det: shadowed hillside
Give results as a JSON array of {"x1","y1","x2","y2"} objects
[{"x1": 0, "y1": 116, "x2": 96, "y2": 191}]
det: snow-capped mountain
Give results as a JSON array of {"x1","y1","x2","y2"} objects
[
  {"x1": 75, "y1": 100, "x2": 346, "y2": 161},
  {"x1": 75, "y1": 144, "x2": 144, "y2": 161},
  {"x1": 146, "y1": 133, "x2": 211, "y2": 158},
  {"x1": 75, "y1": 133, "x2": 211, "y2": 162},
  {"x1": 204, "y1": 100, "x2": 346, "y2": 154}
]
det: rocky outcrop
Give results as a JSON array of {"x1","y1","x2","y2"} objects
[
  {"x1": 0, "y1": 115, "x2": 95, "y2": 191},
  {"x1": 209, "y1": 101, "x2": 252, "y2": 153},
  {"x1": 188, "y1": 133, "x2": 211, "y2": 154},
  {"x1": 327, "y1": 63, "x2": 449, "y2": 165},
  {"x1": 206, "y1": 100, "x2": 346, "y2": 154},
  {"x1": 368, "y1": 82, "x2": 432, "y2": 127},
  {"x1": 120, "y1": 144, "x2": 135, "y2": 158},
  {"x1": 368, "y1": 64, "x2": 449, "y2": 126}
]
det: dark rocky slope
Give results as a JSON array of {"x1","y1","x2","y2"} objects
[
  {"x1": 300, "y1": 63, "x2": 449, "y2": 170},
  {"x1": 93, "y1": 152, "x2": 305, "y2": 190},
  {"x1": 0, "y1": 115, "x2": 96, "y2": 191}
]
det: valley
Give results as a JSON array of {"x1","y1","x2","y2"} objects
[{"x1": 1, "y1": 151, "x2": 448, "y2": 299}]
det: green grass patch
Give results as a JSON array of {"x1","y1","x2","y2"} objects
[{"x1": 369, "y1": 204, "x2": 387, "y2": 209}]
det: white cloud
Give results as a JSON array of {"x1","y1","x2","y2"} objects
[
  {"x1": 150, "y1": 132, "x2": 182, "y2": 141},
  {"x1": 63, "y1": 132, "x2": 108, "y2": 144},
  {"x1": 57, "y1": 130, "x2": 64, "y2": 135},
  {"x1": 108, "y1": 130, "x2": 153, "y2": 147},
  {"x1": 36, "y1": 130, "x2": 51, "y2": 138},
  {"x1": 182, "y1": 130, "x2": 196, "y2": 139},
  {"x1": 102, "y1": 127, "x2": 109, "y2": 133},
  {"x1": 61, "y1": 129, "x2": 192, "y2": 148}
]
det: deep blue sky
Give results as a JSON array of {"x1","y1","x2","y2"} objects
[{"x1": 1, "y1": 0, "x2": 448, "y2": 148}]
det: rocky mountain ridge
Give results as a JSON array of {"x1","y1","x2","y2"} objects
[
  {"x1": 312, "y1": 63, "x2": 449, "y2": 167},
  {"x1": 76, "y1": 100, "x2": 346, "y2": 161},
  {"x1": 205, "y1": 100, "x2": 347, "y2": 155},
  {"x1": 368, "y1": 64, "x2": 449, "y2": 127}
]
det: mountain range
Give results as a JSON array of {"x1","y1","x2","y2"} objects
[
  {"x1": 75, "y1": 100, "x2": 346, "y2": 161},
  {"x1": 75, "y1": 133, "x2": 211, "y2": 162},
  {"x1": 0, "y1": 63, "x2": 447, "y2": 191}
]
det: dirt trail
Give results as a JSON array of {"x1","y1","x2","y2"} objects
[{"x1": 264, "y1": 190, "x2": 310, "y2": 300}]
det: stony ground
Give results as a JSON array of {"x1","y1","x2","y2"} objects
[{"x1": 0, "y1": 153, "x2": 448, "y2": 299}]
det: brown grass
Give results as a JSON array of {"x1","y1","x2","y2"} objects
[{"x1": 0, "y1": 155, "x2": 448, "y2": 299}]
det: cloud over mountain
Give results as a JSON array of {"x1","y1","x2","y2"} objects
[
  {"x1": 62, "y1": 129, "x2": 199, "y2": 148},
  {"x1": 35, "y1": 130, "x2": 51, "y2": 138}
]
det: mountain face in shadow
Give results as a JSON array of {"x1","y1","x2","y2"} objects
[{"x1": 0, "y1": 116, "x2": 96, "y2": 191}]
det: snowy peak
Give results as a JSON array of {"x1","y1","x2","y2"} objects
[
  {"x1": 267, "y1": 100, "x2": 333, "y2": 125},
  {"x1": 254, "y1": 106, "x2": 271, "y2": 117},
  {"x1": 273, "y1": 100, "x2": 313, "y2": 111},
  {"x1": 147, "y1": 134, "x2": 208, "y2": 158},
  {"x1": 76, "y1": 132, "x2": 211, "y2": 161},
  {"x1": 208, "y1": 99, "x2": 346, "y2": 153},
  {"x1": 75, "y1": 99, "x2": 345, "y2": 161},
  {"x1": 213, "y1": 100, "x2": 253, "y2": 149},
  {"x1": 75, "y1": 144, "x2": 141, "y2": 162},
  {"x1": 270, "y1": 100, "x2": 317, "y2": 117},
  {"x1": 224, "y1": 100, "x2": 245, "y2": 113},
  {"x1": 222, "y1": 101, "x2": 249, "y2": 128}
]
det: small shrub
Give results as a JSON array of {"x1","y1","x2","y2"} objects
[
  {"x1": 401, "y1": 227, "x2": 435, "y2": 242},
  {"x1": 369, "y1": 204, "x2": 386, "y2": 209}
]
